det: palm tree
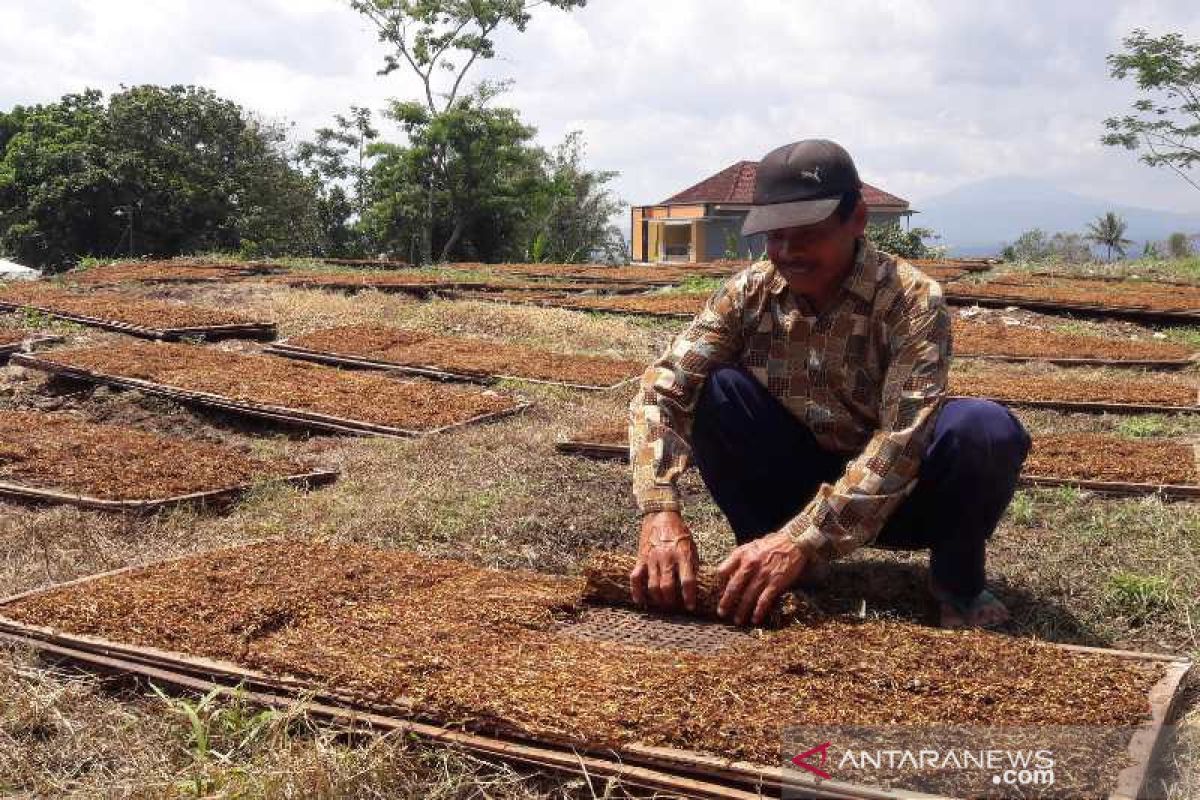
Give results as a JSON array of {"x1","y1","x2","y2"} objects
[{"x1": 1086, "y1": 212, "x2": 1133, "y2": 261}]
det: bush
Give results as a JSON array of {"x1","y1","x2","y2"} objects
[{"x1": 865, "y1": 222, "x2": 939, "y2": 259}]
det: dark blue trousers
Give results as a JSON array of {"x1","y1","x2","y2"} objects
[{"x1": 691, "y1": 366, "x2": 1031, "y2": 601}]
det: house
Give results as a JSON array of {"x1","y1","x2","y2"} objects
[{"x1": 631, "y1": 161, "x2": 914, "y2": 263}]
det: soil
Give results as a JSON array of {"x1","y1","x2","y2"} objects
[
  {"x1": 949, "y1": 365, "x2": 1198, "y2": 407},
  {"x1": 0, "y1": 285, "x2": 268, "y2": 330},
  {"x1": 0, "y1": 410, "x2": 303, "y2": 500},
  {"x1": 1025, "y1": 434, "x2": 1197, "y2": 485},
  {"x1": 953, "y1": 318, "x2": 1195, "y2": 361},
  {"x1": 945, "y1": 279, "x2": 1200, "y2": 313},
  {"x1": 28, "y1": 341, "x2": 522, "y2": 432},
  {"x1": 0, "y1": 539, "x2": 1162, "y2": 775},
  {"x1": 285, "y1": 325, "x2": 643, "y2": 386},
  {"x1": 68, "y1": 260, "x2": 281, "y2": 285}
]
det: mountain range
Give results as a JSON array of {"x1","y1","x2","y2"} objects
[{"x1": 912, "y1": 177, "x2": 1200, "y2": 257}]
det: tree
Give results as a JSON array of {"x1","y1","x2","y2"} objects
[
  {"x1": 0, "y1": 85, "x2": 320, "y2": 269},
  {"x1": 1102, "y1": 29, "x2": 1200, "y2": 192},
  {"x1": 1085, "y1": 212, "x2": 1133, "y2": 261},
  {"x1": 348, "y1": 0, "x2": 587, "y2": 262},
  {"x1": 526, "y1": 131, "x2": 625, "y2": 263},
  {"x1": 1000, "y1": 228, "x2": 1092, "y2": 264},
  {"x1": 362, "y1": 86, "x2": 545, "y2": 262},
  {"x1": 1167, "y1": 231, "x2": 1194, "y2": 258},
  {"x1": 864, "y1": 222, "x2": 938, "y2": 259},
  {"x1": 295, "y1": 106, "x2": 379, "y2": 255}
]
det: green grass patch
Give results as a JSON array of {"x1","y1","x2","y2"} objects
[
  {"x1": 1114, "y1": 415, "x2": 1175, "y2": 438},
  {"x1": 1162, "y1": 327, "x2": 1200, "y2": 350},
  {"x1": 1105, "y1": 572, "x2": 1175, "y2": 623}
]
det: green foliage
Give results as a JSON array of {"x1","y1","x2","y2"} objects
[
  {"x1": 1105, "y1": 572, "x2": 1174, "y2": 623},
  {"x1": 1115, "y1": 415, "x2": 1173, "y2": 438},
  {"x1": 1006, "y1": 491, "x2": 1037, "y2": 527},
  {"x1": 864, "y1": 222, "x2": 938, "y2": 259},
  {"x1": 524, "y1": 130, "x2": 625, "y2": 264},
  {"x1": 350, "y1": 0, "x2": 587, "y2": 115},
  {"x1": 1168, "y1": 231, "x2": 1195, "y2": 258},
  {"x1": 1163, "y1": 325, "x2": 1200, "y2": 348},
  {"x1": 1000, "y1": 228, "x2": 1093, "y2": 264},
  {"x1": 1085, "y1": 211, "x2": 1133, "y2": 260},
  {"x1": 361, "y1": 86, "x2": 545, "y2": 263},
  {"x1": 349, "y1": 0, "x2": 590, "y2": 264},
  {"x1": 0, "y1": 85, "x2": 320, "y2": 270},
  {"x1": 1102, "y1": 29, "x2": 1200, "y2": 192},
  {"x1": 295, "y1": 106, "x2": 378, "y2": 257}
]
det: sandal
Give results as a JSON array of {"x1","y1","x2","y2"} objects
[{"x1": 928, "y1": 580, "x2": 1010, "y2": 630}]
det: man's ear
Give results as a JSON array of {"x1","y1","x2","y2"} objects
[{"x1": 849, "y1": 198, "x2": 868, "y2": 236}]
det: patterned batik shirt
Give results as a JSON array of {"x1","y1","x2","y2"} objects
[{"x1": 628, "y1": 238, "x2": 951, "y2": 563}]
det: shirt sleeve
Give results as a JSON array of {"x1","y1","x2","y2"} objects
[
  {"x1": 628, "y1": 276, "x2": 749, "y2": 514},
  {"x1": 779, "y1": 285, "x2": 952, "y2": 561}
]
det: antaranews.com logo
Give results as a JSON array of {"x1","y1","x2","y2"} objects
[{"x1": 790, "y1": 741, "x2": 1055, "y2": 787}]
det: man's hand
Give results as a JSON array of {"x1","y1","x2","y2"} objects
[
  {"x1": 716, "y1": 531, "x2": 810, "y2": 626},
  {"x1": 630, "y1": 511, "x2": 699, "y2": 613}
]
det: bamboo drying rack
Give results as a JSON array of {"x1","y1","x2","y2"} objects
[
  {"x1": 0, "y1": 469, "x2": 338, "y2": 513},
  {"x1": 0, "y1": 300, "x2": 276, "y2": 341},
  {"x1": 11, "y1": 353, "x2": 531, "y2": 438},
  {"x1": 0, "y1": 541, "x2": 1190, "y2": 800},
  {"x1": 265, "y1": 341, "x2": 640, "y2": 392}
]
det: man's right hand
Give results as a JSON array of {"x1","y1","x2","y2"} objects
[{"x1": 630, "y1": 511, "x2": 699, "y2": 613}]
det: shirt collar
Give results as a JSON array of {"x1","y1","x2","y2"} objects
[{"x1": 765, "y1": 237, "x2": 881, "y2": 302}]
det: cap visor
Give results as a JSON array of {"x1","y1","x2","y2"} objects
[{"x1": 741, "y1": 197, "x2": 841, "y2": 236}]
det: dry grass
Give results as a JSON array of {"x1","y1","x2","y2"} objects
[{"x1": 0, "y1": 279, "x2": 1196, "y2": 797}]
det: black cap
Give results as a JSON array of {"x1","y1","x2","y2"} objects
[{"x1": 741, "y1": 139, "x2": 862, "y2": 236}]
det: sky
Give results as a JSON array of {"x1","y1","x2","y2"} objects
[{"x1": 3, "y1": 0, "x2": 1200, "y2": 219}]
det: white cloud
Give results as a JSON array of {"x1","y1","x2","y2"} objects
[{"x1": 3, "y1": 0, "x2": 1200, "y2": 221}]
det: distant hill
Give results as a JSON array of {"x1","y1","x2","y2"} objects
[{"x1": 913, "y1": 176, "x2": 1200, "y2": 257}]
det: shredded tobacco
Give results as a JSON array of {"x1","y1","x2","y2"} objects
[
  {"x1": 945, "y1": 279, "x2": 1200, "y2": 313},
  {"x1": 0, "y1": 328, "x2": 27, "y2": 346},
  {"x1": 950, "y1": 364, "x2": 1197, "y2": 407},
  {"x1": 29, "y1": 341, "x2": 522, "y2": 431},
  {"x1": 565, "y1": 420, "x2": 1199, "y2": 487},
  {"x1": 0, "y1": 284, "x2": 267, "y2": 329},
  {"x1": 68, "y1": 260, "x2": 281, "y2": 285},
  {"x1": 0, "y1": 539, "x2": 1162, "y2": 770},
  {"x1": 953, "y1": 318, "x2": 1194, "y2": 361},
  {"x1": 285, "y1": 325, "x2": 643, "y2": 386},
  {"x1": 0, "y1": 410, "x2": 303, "y2": 500},
  {"x1": 1025, "y1": 434, "x2": 1198, "y2": 485}
]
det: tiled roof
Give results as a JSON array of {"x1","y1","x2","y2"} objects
[{"x1": 659, "y1": 161, "x2": 909, "y2": 209}]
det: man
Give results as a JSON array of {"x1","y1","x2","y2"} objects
[{"x1": 627, "y1": 139, "x2": 1030, "y2": 629}]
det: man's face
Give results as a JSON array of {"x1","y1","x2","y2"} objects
[{"x1": 765, "y1": 200, "x2": 866, "y2": 297}]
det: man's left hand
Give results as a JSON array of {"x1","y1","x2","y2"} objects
[{"x1": 716, "y1": 531, "x2": 810, "y2": 626}]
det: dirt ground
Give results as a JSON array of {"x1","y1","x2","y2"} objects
[{"x1": 0, "y1": 272, "x2": 1196, "y2": 798}]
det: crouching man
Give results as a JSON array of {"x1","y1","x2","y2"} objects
[{"x1": 628, "y1": 139, "x2": 1030, "y2": 629}]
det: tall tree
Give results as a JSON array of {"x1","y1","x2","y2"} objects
[
  {"x1": 295, "y1": 106, "x2": 379, "y2": 255},
  {"x1": 1103, "y1": 29, "x2": 1200, "y2": 192},
  {"x1": 347, "y1": 0, "x2": 586, "y2": 262},
  {"x1": 526, "y1": 130, "x2": 625, "y2": 263},
  {"x1": 1086, "y1": 211, "x2": 1133, "y2": 261},
  {"x1": 363, "y1": 85, "x2": 545, "y2": 262}
]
